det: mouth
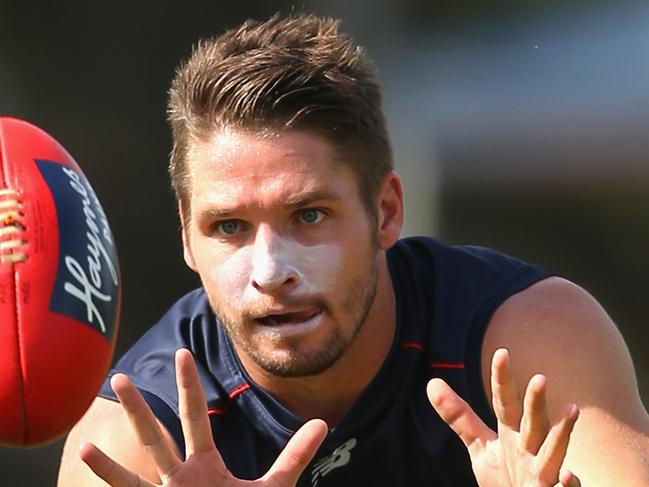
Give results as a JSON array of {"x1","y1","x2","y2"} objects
[
  {"x1": 254, "y1": 308, "x2": 323, "y2": 337},
  {"x1": 256, "y1": 308, "x2": 320, "y2": 325}
]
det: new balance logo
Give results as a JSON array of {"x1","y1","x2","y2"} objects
[{"x1": 311, "y1": 438, "x2": 357, "y2": 486}]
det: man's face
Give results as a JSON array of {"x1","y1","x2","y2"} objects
[{"x1": 182, "y1": 129, "x2": 383, "y2": 378}]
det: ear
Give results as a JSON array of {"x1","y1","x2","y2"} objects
[
  {"x1": 376, "y1": 171, "x2": 404, "y2": 250},
  {"x1": 179, "y1": 201, "x2": 197, "y2": 272}
]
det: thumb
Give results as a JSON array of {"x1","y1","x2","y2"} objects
[
  {"x1": 427, "y1": 378, "x2": 496, "y2": 455},
  {"x1": 263, "y1": 419, "x2": 328, "y2": 486}
]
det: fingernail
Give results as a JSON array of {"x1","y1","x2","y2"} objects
[{"x1": 565, "y1": 403, "x2": 579, "y2": 417}]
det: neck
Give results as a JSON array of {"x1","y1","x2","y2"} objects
[{"x1": 235, "y1": 254, "x2": 396, "y2": 426}]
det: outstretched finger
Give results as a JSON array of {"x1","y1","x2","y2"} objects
[
  {"x1": 264, "y1": 419, "x2": 328, "y2": 486},
  {"x1": 491, "y1": 348, "x2": 522, "y2": 430},
  {"x1": 427, "y1": 378, "x2": 496, "y2": 455},
  {"x1": 558, "y1": 468, "x2": 581, "y2": 487},
  {"x1": 175, "y1": 349, "x2": 218, "y2": 458},
  {"x1": 519, "y1": 374, "x2": 549, "y2": 454},
  {"x1": 79, "y1": 442, "x2": 156, "y2": 487},
  {"x1": 535, "y1": 403, "x2": 580, "y2": 483},
  {"x1": 111, "y1": 374, "x2": 181, "y2": 477}
]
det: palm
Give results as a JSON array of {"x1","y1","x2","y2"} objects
[
  {"x1": 80, "y1": 349, "x2": 327, "y2": 487},
  {"x1": 469, "y1": 432, "x2": 550, "y2": 487},
  {"x1": 428, "y1": 349, "x2": 580, "y2": 487}
]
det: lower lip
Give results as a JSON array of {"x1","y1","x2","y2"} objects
[{"x1": 255, "y1": 311, "x2": 324, "y2": 338}]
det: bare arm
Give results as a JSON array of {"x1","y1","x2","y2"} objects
[{"x1": 482, "y1": 277, "x2": 649, "y2": 485}]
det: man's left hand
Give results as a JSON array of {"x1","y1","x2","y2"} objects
[{"x1": 428, "y1": 348, "x2": 580, "y2": 487}]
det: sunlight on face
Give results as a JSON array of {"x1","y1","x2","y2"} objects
[{"x1": 183, "y1": 129, "x2": 381, "y2": 377}]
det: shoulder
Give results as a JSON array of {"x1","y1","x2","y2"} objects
[
  {"x1": 482, "y1": 276, "x2": 649, "y2": 484},
  {"x1": 392, "y1": 237, "x2": 549, "y2": 348},
  {"x1": 482, "y1": 276, "x2": 643, "y2": 418},
  {"x1": 485, "y1": 276, "x2": 614, "y2": 347},
  {"x1": 392, "y1": 238, "x2": 551, "y2": 423},
  {"x1": 120, "y1": 287, "x2": 211, "y2": 354},
  {"x1": 390, "y1": 236, "x2": 546, "y2": 283},
  {"x1": 57, "y1": 396, "x2": 176, "y2": 486},
  {"x1": 103, "y1": 287, "x2": 219, "y2": 403}
]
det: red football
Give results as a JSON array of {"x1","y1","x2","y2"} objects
[{"x1": 0, "y1": 117, "x2": 120, "y2": 447}]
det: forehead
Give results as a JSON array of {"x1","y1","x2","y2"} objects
[
  {"x1": 185, "y1": 129, "x2": 354, "y2": 207},
  {"x1": 190, "y1": 128, "x2": 337, "y2": 174}
]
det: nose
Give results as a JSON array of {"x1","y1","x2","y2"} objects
[{"x1": 250, "y1": 225, "x2": 299, "y2": 293}]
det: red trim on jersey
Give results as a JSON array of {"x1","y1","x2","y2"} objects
[
  {"x1": 228, "y1": 383, "x2": 250, "y2": 399},
  {"x1": 207, "y1": 383, "x2": 250, "y2": 416},
  {"x1": 400, "y1": 341, "x2": 424, "y2": 350},
  {"x1": 207, "y1": 406, "x2": 228, "y2": 416},
  {"x1": 430, "y1": 362, "x2": 465, "y2": 369}
]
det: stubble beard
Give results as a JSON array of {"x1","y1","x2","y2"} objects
[{"x1": 210, "y1": 253, "x2": 380, "y2": 378}]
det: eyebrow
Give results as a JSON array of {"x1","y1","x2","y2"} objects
[
  {"x1": 196, "y1": 207, "x2": 236, "y2": 220},
  {"x1": 196, "y1": 189, "x2": 339, "y2": 221},
  {"x1": 283, "y1": 189, "x2": 338, "y2": 208}
]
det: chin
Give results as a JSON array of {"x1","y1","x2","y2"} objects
[{"x1": 250, "y1": 342, "x2": 346, "y2": 378}]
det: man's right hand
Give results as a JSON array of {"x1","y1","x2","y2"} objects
[{"x1": 76, "y1": 349, "x2": 328, "y2": 487}]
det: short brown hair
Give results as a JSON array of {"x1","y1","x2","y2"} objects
[{"x1": 167, "y1": 13, "x2": 393, "y2": 219}]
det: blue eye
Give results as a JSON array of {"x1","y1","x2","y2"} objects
[
  {"x1": 299, "y1": 209, "x2": 324, "y2": 224},
  {"x1": 217, "y1": 220, "x2": 241, "y2": 235}
]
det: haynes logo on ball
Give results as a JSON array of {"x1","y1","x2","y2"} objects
[{"x1": 36, "y1": 159, "x2": 119, "y2": 341}]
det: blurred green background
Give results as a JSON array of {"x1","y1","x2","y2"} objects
[{"x1": 1, "y1": 0, "x2": 647, "y2": 483}]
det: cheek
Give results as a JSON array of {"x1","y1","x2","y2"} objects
[
  {"x1": 198, "y1": 247, "x2": 252, "y2": 304},
  {"x1": 290, "y1": 242, "x2": 347, "y2": 293}
]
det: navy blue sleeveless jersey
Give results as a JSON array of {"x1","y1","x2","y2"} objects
[{"x1": 99, "y1": 237, "x2": 549, "y2": 486}]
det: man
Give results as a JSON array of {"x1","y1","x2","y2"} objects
[{"x1": 58, "y1": 13, "x2": 649, "y2": 487}]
